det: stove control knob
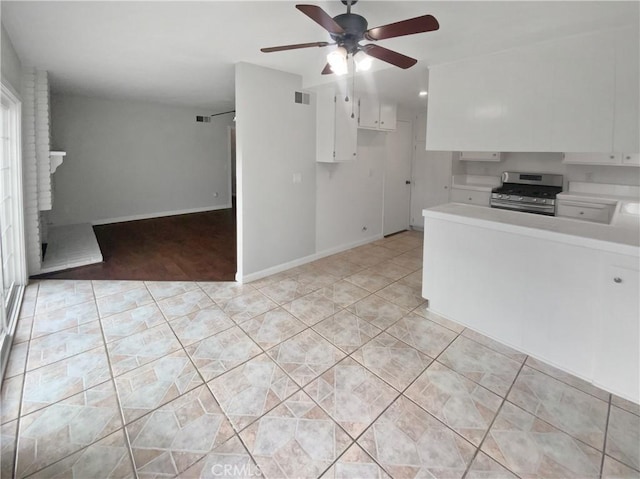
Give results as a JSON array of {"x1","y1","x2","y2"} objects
[
  {"x1": 533, "y1": 198, "x2": 538, "y2": 202},
  {"x1": 540, "y1": 199, "x2": 546, "y2": 204},
  {"x1": 518, "y1": 196, "x2": 524, "y2": 201}
]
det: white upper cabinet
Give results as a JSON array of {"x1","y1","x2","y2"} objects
[
  {"x1": 426, "y1": 26, "x2": 639, "y2": 154},
  {"x1": 459, "y1": 152, "x2": 502, "y2": 161},
  {"x1": 614, "y1": 26, "x2": 640, "y2": 154},
  {"x1": 358, "y1": 97, "x2": 397, "y2": 131},
  {"x1": 316, "y1": 87, "x2": 358, "y2": 163},
  {"x1": 548, "y1": 31, "x2": 615, "y2": 152}
]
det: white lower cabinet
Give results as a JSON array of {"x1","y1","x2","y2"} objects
[
  {"x1": 423, "y1": 210, "x2": 640, "y2": 402},
  {"x1": 593, "y1": 255, "x2": 639, "y2": 401},
  {"x1": 450, "y1": 188, "x2": 490, "y2": 206},
  {"x1": 622, "y1": 153, "x2": 640, "y2": 166},
  {"x1": 556, "y1": 200, "x2": 615, "y2": 224}
]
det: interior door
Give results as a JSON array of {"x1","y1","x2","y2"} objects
[
  {"x1": 383, "y1": 120, "x2": 412, "y2": 235},
  {"x1": 410, "y1": 148, "x2": 452, "y2": 227}
]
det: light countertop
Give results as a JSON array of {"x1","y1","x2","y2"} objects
[
  {"x1": 423, "y1": 203, "x2": 640, "y2": 256},
  {"x1": 451, "y1": 175, "x2": 501, "y2": 191}
]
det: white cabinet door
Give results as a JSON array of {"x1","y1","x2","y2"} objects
[
  {"x1": 410, "y1": 147, "x2": 451, "y2": 226},
  {"x1": 316, "y1": 87, "x2": 357, "y2": 163},
  {"x1": 556, "y1": 200, "x2": 614, "y2": 224},
  {"x1": 614, "y1": 26, "x2": 640, "y2": 154},
  {"x1": 358, "y1": 97, "x2": 397, "y2": 131},
  {"x1": 562, "y1": 153, "x2": 621, "y2": 165},
  {"x1": 358, "y1": 97, "x2": 380, "y2": 129},
  {"x1": 450, "y1": 188, "x2": 491, "y2": 206},
  {"x1": 379, "y1": 102, "x2": 397, "y2": 131},
  {"x1": 426, "y1": 28, "x2": 629, "y2": 153},
  {"x1": 334, "y1": 96, "x2": 358, "y2": 162},
  {"x1": 594, "y1": 256, "x2": 640, "y2": 402},
  {"x1": 549, "y1": 31, "x2": 616, "y2": 152},
  {"x1": 622, "y1": 153, "x2": 640, "y2": 166},
  {"x1": 459, "y1": 152, "x2": 502, "y2": 161}
]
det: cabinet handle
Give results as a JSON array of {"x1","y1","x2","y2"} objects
[
  {"x1": 381, "y1": 121, "x2": 384, "y2": 124},
  {"x1": 353, "y1": 153, "x2": 356, "y2": 156},
  {"x1": 626, "y1": 155, "x2": 632, "y2": 160},
  {"x1": 468, "y1": 197, "x2": 472, "y2": 201},
  {"x1": 579, "y1": 211, "x2": 584, "y2": 215},
  {"x1": 610, "y1": 155, "x2": 615, "y2": 159},
  {"x1": 444, "y1": 186, "x2": 448, "y2": 189},
  {"x1": 374, "y1": 120, "x2": 378, "y2": 124},
  {"x1": 614, "y1": 277, "x2": 622, "y2": 283}
]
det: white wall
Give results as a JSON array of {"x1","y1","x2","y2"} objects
[
  {"x1": 316, "y1": 129, "x2": 386, "y2": 253},
  {"x1": 235, "y1": 63, "x2": 316, "y2": 279},
  {"x1": 1, "y1": 23, "x2": 22, "y2": 94},
  {"x1": 49, "y1": 94, "x2": 233, "y2": 225},
  {"x1": 315, "y1": 105, "x2": 418, "y2": 253},
  {"x1": 463, "y1": 152, "x2": 640, "y2": 189}
]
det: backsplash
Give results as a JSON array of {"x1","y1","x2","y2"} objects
[{"x1": 461, "y1": 152, "x2": 640, "y2": 190}]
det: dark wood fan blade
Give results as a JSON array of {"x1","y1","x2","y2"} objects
[
  {"x1": 361, "y1": 44, "x2": 417, "y2": 69},
  {"x1": 365, "y1": 14, "x2": 439, "y2": 41},
  {"x1": 296, "y1": 4, "x2": 345, "y2": 35},
  {"x1": 261, "y1": 41, "x2": 330, "y2": 53},
  {"x1": 321, "y1": 63, "x2": 333, "y2": 75}
]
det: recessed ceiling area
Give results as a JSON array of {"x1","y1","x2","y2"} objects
[{"x1": 2, "y1": 1, "x2": 637, "y2": 110}]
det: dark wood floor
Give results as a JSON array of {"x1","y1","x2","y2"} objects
[{"x1": 34, "y1": 209, "x2": 237, "y2": 281}]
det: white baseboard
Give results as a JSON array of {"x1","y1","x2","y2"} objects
[
  {"x1": 91, "y1": 204, "x2": 233, "y2": 226},
  {"x1": 237, "y1": 234, "x2": 383, "y2": 284}
]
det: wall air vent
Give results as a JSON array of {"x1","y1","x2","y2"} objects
[
  {"x1": 294, "y1": 91, "x2": 311, "y2": 105},
  {"x1": 196, "y1": 116, "x2": 211, "y2": 123}
]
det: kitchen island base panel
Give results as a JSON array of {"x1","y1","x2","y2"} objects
[{"x1": 422, "y1": 205, "x2": 639, "y2": 403}]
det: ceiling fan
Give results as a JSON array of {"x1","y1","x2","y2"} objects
[{"x1": 260, "y1": 0, "x2": 439, "y2": 75}]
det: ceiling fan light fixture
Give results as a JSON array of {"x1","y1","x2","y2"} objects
[
  {"x1": 327, "y1": 46, "x2": 348, "y2": 76},
  {"x1": 354, "y1": 52, "x2": 372, "y2": 72}
]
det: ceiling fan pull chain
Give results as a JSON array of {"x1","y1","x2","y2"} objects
[
  {"x1": 351, "y1": 58, "x2": 356, "y2": 118},
  {"x1": 345, "y1": 60, "x2": 350, "y2": 102}
]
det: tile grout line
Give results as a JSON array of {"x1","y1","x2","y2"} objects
[
  {"x1": 599, "y1": 393, "x2": 613, "y2": 478},
  {"x1": 93, "y1": 281, "x2": 140, "y2": 479},
  {"x1": 460, "y1": 358, "x2": 529, "y2": 479},
  {"x1": 10, "y1": 282, "x2": 39, "y2": 479},
  {"x1": 12, "y1": 284, "x2": 130, "y2": 478},
  {"x1": 316, "y1": 320, "x2": 467, "y2": 478},
  {"x1": 4, "y1": 235, "x2": 417, "y2": 477}
]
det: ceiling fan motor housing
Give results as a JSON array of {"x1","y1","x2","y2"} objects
[{"x1": 331, "y1": 13, "x2": 368, "y2": 54}]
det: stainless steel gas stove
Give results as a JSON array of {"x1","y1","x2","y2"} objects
[{"x1": 490, "y1": 172, "x2": 563, "y2": 216}]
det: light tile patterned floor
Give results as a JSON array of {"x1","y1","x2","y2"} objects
[{"x1": 1, "y1": 231, "x2": 639, "y2": 478}]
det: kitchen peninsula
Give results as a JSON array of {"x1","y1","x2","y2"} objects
[{"x1": 422, "y1": 203, "x2": 640, "y2": 402}]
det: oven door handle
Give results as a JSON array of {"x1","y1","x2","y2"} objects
[{"x1": 490, "y1": 201, "x2": 555, "y2": 212}]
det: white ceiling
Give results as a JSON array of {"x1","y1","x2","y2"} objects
[{"x1": 2, "y1": 1, "x2": 638, "y2": 111}]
